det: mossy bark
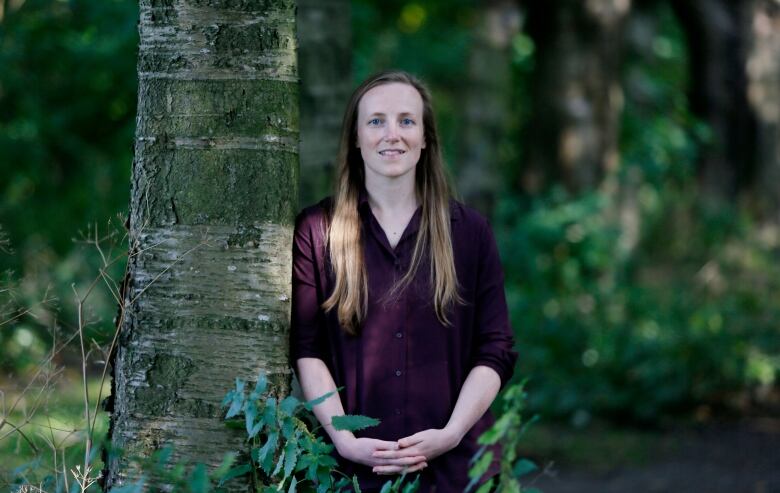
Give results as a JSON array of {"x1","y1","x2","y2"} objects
[{"x1": 106, "y1": 0, "x2": 298, "y2": 490}]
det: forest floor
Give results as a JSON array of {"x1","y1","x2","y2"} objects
[{"x1": 522, "y1": 419, "x2": 780, "y2": 493}]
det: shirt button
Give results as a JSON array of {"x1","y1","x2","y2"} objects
[
  {"x1": 395, "y1": 332, "x2": 403, "y2": 339},
  {"x1": 395, "y1": 370, "x2": 402, "y2": 377}
]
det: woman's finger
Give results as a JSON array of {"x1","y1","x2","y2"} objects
[
  {"x1": 373, "y1": 462, "x2": 428, "y2": 475},
  {"x1": 370, "y1": 439, "x2": 400, "y2": 450},
  {"x1": 398, "y1": 434, "x2": 425, "y2": 448},
  {"x1": 372, "y1": 448, "x2": 423, "y2": 460},
  {"x1": 373, "y1": 455, "x2": 427, "y2": 466},
  {"x1": 405, "y1": 461, "x2": 428, "y2": 473}
]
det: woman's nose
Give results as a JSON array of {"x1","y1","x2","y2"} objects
[{"x1": 383, "y1": 123, "x2": 399, "y2": 141}]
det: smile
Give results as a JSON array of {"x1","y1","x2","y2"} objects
[{"x1": 379, "y1": 150, "x2": 406, "y2": 156}]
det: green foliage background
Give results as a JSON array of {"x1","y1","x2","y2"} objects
[{"x1": 1, "y1": 0, "x2": 778, "y2": 449}]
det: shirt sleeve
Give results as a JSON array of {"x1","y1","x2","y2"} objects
[
  {"x1": 289, "y1": 209, "x2": 329, "y2": 364},
  {"x1": 470, "y1": 216, "x2": 518, "y2": 390}
]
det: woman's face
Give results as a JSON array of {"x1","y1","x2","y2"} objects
[{"x1": 355, "y1": 82, "x2": 426, "y2": 182}]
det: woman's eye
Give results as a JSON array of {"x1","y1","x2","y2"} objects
[
  {"x1": 368, "y1": 118, "x2": 382, "y2": 125},
  {"x1": 401, "y1": 118, "x2": 415, "y2": 125}
]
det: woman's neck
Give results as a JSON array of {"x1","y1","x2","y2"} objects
[{"x1": 364, "y1": 173, "x2": 419, "y2": 219}]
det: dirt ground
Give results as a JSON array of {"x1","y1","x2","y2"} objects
[{"x1": 526, "y1": 420, "x2": 780, "y2": 493}]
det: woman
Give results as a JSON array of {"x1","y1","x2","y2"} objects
[{"x1": 290, "y1": 71, "x2": 517, "y2": 492}]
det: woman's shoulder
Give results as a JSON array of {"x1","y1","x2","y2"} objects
[
  {"x1": 449, "y1": 198, "x2": 491, "y2": 232},
  {"x1": 293, "y1": 197, "x2": 332, "y2": 254},
  {"x1": 295, "y1": 197, "x2": 333, "y2": 230}
]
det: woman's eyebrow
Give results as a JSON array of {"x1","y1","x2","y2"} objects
[{"x1": 366, "y1": 111, "x2": 418, "y2": 117}]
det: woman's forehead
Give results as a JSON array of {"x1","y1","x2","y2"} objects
[{"x1": 358, "y1": 82, "x2": 424, "y2": 116}]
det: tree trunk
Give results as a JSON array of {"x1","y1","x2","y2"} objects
[
  {"x1": 105, "y1": 0, "x2": 298, "y2": 490},
  {"x1": 745, "y1": 0, "x2": 780, "y2": 223},
  {"x1": 522, "y1": 0, "x2": 630, "y2": 195},
  {"x1": 671, "y1": 0, "x2": 755, "y2": 201},
  {"x1": 297, "y1": 0, "x2": 351, "y2": 207},
  {"x1": 457, "y1": 0, "x2": 520, "y2": 215}
]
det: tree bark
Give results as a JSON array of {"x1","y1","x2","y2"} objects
[
  {"x1": 106, "y1": 0, "x2": 298, "y2": 490},
  {"x1": 671, "y1": 0, "x2": 755, "y2": 201},
  {"x1": 745, "y1": 0, "x2": 780, "y2": 223},
  {"x1": 457, "y1": 0, "x2": 520, "y2": 215},
  {"x1": 522, "y1": 0, "x2": 630, "y2": 195},
  {"x1": 297, "y1": 0, "x2": 351, "y2": 207}
]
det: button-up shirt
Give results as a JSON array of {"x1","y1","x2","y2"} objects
[{"x1": 290, "y1": 194, "x2": 518, "y2": 492}]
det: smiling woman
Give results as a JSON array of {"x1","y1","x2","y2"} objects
[
  {"x1": 290, "y1": 71, "x2": 517, "y2": 492},
  {"x1": 357, "y1": 82, "x2": 427, "y2": 186}
]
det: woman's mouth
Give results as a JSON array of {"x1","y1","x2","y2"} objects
[{"x1": 379, "y1": 149, "x2": 406, "y2": 156}]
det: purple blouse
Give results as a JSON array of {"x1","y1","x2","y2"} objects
[{"x1": 290, "y1": 194, "x2": 518, "y2": 492}]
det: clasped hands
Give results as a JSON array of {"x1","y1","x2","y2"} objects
[{"x1": 336, "y1": 428, "x2": 461, "y2": 475}]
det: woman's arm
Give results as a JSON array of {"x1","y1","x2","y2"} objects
[
  {"x1": 296, "y1": 357, "x2": 428, "y2": 471},
  {"x1": 370, "y1": 365, "x2": 500, "y2": 474}
]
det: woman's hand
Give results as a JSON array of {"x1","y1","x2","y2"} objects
[
  {"x1": 336, "y1": 436, "x2": 428, "y2": 472},
  {"x1": 370, "y1": 428, "x2": 460, "y2": 474}
]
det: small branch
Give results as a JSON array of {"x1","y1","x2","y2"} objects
[
  {"x1": 0, "y1": 419, "x2": 39, "y2": 453},
  {"x1": 71, "y1": 284, "x2": 92, "y2": 469}
]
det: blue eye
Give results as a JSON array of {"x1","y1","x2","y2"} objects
[
  {"x1": 368, "y1": 118, "x2": 382, "y2": 125},
  {"x1": 401, "y1": 118, "x2": 415, "y2": 125}
]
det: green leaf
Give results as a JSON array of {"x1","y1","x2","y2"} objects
[
  {"x1": 258, "y1": 431, "x2": 279, "y2": 475},
  {"x1": 379, "y1": 480, "x2": 392, "y2": 493},
  {"x1": 318, "y1": 455, "x2": 337, "y2": 467},
  {"x1": 334, "y1": 477, "x2": 351, "y2": 491},
  {"x1": 283, "y1": 433, "x2": 300, "y2": 479},
  {"x1": 469, "y1": 450, "x2": 494, "y2": 479},
  {"x1": 217, "y1": 464, "x2": 251, "y2": 487},
  {"x1": 250, "y1": 373, "x2": 268, "y2": 400},
  {"x1": 303, "y1": 390, "x2": 336, "y2": 410},
  {"x1": 154, "y1": 446, "x2": 174, "y2": 468},
  {"x1": 401, "y1": 474, "x2": 421, "y2": 493},
  {"x1": 352, "y1": 475, "x2": 363, "y2": 493},
  {"x1": 295, "y1": 453, "x2": 314, "y2": 473},
  {"x1": 245, "y1": 399, "x2": 259, "y2": 436},
  {"x1": 280, "y1": 395, "x2": 301, "y2": 415},
  {"x1": 474, "y1": 479, "x2": 495, "y2": 493},
  {"x1": 331, "y1": 414, "x2": 380, "y2": 432},
  {"x1": 288, "y1": 476, "x2": 298, "y2": 493},
  {"x1": 249, "y1": 420, "x2": 264, "y2": 439},
  {"x1": 316, "y1": 466, "x2": 331, "y2": 485},
  {"x1": 225, "y1": 383, "x2": 245, "y2": 419},
  {"x1": 468, "y1": 445, "x2": 486, "y2": 467},
  {"x1": 188, "y1": 463, "x2": 209, "y2": 493},
  {"x1": 264, "y1": 397, "x2": 278, "y2": 430},
  {"x1": 478, "y1": 412, "x2": 516, "y2": 445},
  {"x1": 272, "y1": 449, "x2": 286, "y2": 477},
  {"x1": 281, "y1": 416, "x2": 295, "y2": 440},
  {"x1": 512, "y1": 458, "x2": 538, "y2": 478},
  {"x1": 465, "y1": 450, "x2": 494, "y2": 492},
  {"x1": 210, "y1": 452, "x2": 237, "y2": 479}
]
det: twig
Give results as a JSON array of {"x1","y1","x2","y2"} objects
[
  {"x1": 70, "y1": 283, "x2": 91, "y2": 471},
  {"x1": 0, "y1": 419, "x2": 38, "y2": 453}
]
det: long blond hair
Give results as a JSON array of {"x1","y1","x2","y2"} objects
[{"x1": 322, "y1": 71, "x2": 462, "y2": 334}]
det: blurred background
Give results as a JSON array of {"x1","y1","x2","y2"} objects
[{"x1": 1, "y1": 0, "x2": 779, "y2": 491}]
